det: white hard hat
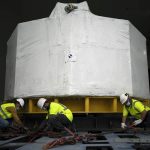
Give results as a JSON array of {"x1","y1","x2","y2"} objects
[
  {"x1": 37, "y1": 98, "x2": 47, "y2": 109},
  {"x1": 120, "y1": 93, "x2": 128, "y2": 104},
  {"x1": 16, "y1": 98, "x2": 24, "y2": 107}
]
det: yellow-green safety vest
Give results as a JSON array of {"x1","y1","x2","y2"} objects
[
  {"x1": 0, "y1": 103, "x2": 15, "y2": 119},
  {"x1": 46, "y1": 102, "x2": 73, "y2": 122},
  {"x1": 123, "y1": 99, "x2": 150, "y2": 119}
]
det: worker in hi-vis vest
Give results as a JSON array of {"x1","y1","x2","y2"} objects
[
  {"x1": 0, "y1": 98, "x2": 28, "y2": 131},
  {"x1": 120, "y1": 93, "x2": 150, "y2": 129},
  {"x1": 37, "y1": 98, "x2": 75, "y2": 136}
]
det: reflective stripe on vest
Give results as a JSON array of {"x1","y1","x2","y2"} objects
[
  {"x1": 0, "y1": 106, "x2": 8, "y2": 119},
  {"x1": 46, "y1": 102, "x2": 73, "y2": 121},
  {"x1": 46, "y1": 102, "x2": 68, "y2": 119},
  {"x1": 125, "y1": 99, "x2": 150, "y2": 119},
  {"x1": 0, "y1": 103, "x2": 15, "y2": 119}
]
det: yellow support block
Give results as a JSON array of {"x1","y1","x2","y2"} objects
[
  {"x1": 28, "y1": 99, "x2": 33, "y2": 113},
  {"x1": 112, "y1": 98, "x2": 117, "y2": 112},
  {"x1": 24, "y1": 96, "x2": 134, "y2": 113},
  {"x1": 85, "y1": 97, "x2": 90, "y2": 113}
]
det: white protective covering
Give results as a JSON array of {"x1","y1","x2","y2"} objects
[{"x1": 5, "y1": 1, "x2": 150, "y2": 99}]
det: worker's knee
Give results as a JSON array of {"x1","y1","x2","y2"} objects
[
  {"x1": 0, "y1": 119, "x2": 9, "y2": 128},
  {"x1": 4, "y1": 120, "x2": 9, "y2": 127}
]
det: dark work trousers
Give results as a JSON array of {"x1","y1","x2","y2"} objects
[
  {"x1": 137, "y1": 111, "x2": 150, "y2": 128},
  {"x1": 142, "y1": 110, "x2": 150, "y2": 127},
  {"x1": 0, "y1": 117, "x2": 9, "y2": 129},
  {"x1": 47, "y1": 114, "x2": 75, "y2": 132}
]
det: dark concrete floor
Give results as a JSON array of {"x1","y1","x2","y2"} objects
[{"x1": 1, "y1": 129, "x2": 150, "y2": 150}]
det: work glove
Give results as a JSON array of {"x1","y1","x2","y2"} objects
[
  {"x1": 132, "y1": 119, "x2": 142, "y2": 126},
  {"x1": 121, "y1": 123, "x2": 127, "y2": 129},
  {"x1": 23, "y1": 126, "x2": 29, "y2": 131},
  {"x1": 17, "y1": 126, "x2": 29, "y2": 134},
  {"x1": 22, "y1": 126, "x2": 30, "y2": 133}
]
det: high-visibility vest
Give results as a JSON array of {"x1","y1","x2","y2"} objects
[
  {"x1": 123, "y1": 99, "x2": 150, "y2": 119},
  {"x1": 0, "y1": 103, "x2": 15, "y2": 119},
  {"x1": 46, "y1": 102, "x2": 73, "y2": 122}
]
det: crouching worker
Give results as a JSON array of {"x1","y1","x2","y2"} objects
[
  {"x1": 0, "y1": 98, "x2": 28, "y2": 132},
  {"x1": 37, "y1": 98, "x2": 75, "y2": 136},
  {"x1": 120, "y1": 93, "x2": 150, "y2": 129}
]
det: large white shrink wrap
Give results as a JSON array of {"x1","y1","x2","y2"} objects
[{"x1": 5, "y1": 1, "x2": 149, "y2": 99}]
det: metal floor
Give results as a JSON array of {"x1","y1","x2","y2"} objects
[{"x1": 1, "y1": 129, "x2": 150, "y2": 150}]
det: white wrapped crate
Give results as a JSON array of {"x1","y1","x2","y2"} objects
[{"x1": 5, "y1": 1, "x2": 149, "y2": 99}]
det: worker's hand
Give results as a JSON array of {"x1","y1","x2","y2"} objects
[
  {"x1": 24, "y1": 127, "x2": 31, "y2": 134},
  {"x1": 132, "y1": 119, "x2": 142, "y2": 126},
  {"x1": 121, "y1": 123, "x2": 127, "y2": 129},
  {"x1": 21, "y1": 126, "x2": 30, "y2": 133},
  {"x1": 18, "y1": 126, "x2": 30, "y2": 134},
  {"x1": 23, "y1": 126, "x2": 29, "y2": 131}
]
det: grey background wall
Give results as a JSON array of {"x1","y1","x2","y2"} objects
[{"x1": 0, "y1": 0, "x2": 150, "y2": 100}]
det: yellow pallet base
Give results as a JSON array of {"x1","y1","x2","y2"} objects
[{"x1": 22, "y1": 97, "x2": 150, "y2": 114}]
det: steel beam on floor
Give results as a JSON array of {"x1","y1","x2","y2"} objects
[
  {"x1": 0, "y1": 135, "x2": 27, "y2": 146},
  {"x1": 0, "y1": 142, "x2": 26, "y2": 149}
]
